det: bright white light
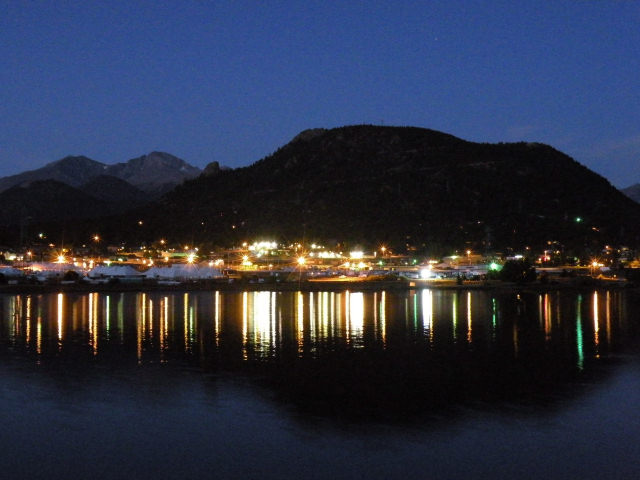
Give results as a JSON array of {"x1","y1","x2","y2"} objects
[
  {"x1": 420, "y1": 266, "x2": 433, "y2": 279},
  {"x1": 350, "y1": 251, "x2": 364, "y2": 259}
]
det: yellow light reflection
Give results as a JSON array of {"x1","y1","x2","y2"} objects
[
  {"x1": 164, "y1": 296, "x2": 168, "y2": 338},
  {"x1": 137, "y1": 293, "x2": 146, "y2": 363},
  {"x1": 319, "y1": 292, "x2": 330, "y2": 339},
  {"x1": 25, "y1": 296, "x2": 32, "y2": 346},
  {"x1": 36, "y1": 314, "x2": 42, "y2": 356},
  {"x1": 159, "y1": 296, "x2": 168, "y2": 360},
  {"x1": 242, "y1": 292, "x2": 248, "y2": 360},
  {"x1": 184, "y1": 293, "x2": 189, "y2": 352},
  {"x1": 543, "y1": 294, "x2": 552, "y2": 340},
  {"x1": 214, "y1": 291, "x2": 221, "y2": 348},
  {"x1": 296, "y1": 292, "x2": 304, "y2": 354},
  {"x1": 89, "y1": 292, "x2": 98, "y2": 355}
]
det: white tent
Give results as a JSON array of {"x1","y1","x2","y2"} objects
[
  {"x1": 88, "y1": 264, "x2": 144, "y2": 279},
  {"x1": 144, "y1": 264, "x2": 223, "y2": 281}
]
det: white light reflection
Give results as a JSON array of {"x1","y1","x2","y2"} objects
[
  {"x1": 105, "y1": 295, "x2": 110, "y2": 339},
  {"x1": 319, "y1": 292, "x2": 331, "y2": 339},
  {"x1": 347, "y1": 292, "x2": 364, "y2": 347},
  {"x1": 254, "y1": 291, "x2": 273, "y2": 351},
  {"x1": 242, "y1": 292, "x2": 277, "y2": 359},
  {"x1": 467, "y1": 291, "x2": 472, "y2": 343},
  {"x1": 57, "y1": 293, "x2": 64, "y2": 347},
  {"x1": 214, "y1": 291, "x2": 221, "y2": 348},
  {"x1": 452, "y1": 293, "x2": 458, "y2": 341},
  {"x1": 422, "y1": 289, "x2": 433, "y2": 343}
]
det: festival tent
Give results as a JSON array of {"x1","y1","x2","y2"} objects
[
  {"x1": 88, "y1": 264, "x2": 144, "y2": 279},
  {"x1": 144, "y1": 264, "x2": 223, "y2": 281}
]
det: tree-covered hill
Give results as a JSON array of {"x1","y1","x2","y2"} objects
[{"x1": 133, "y1": 125, "x2": 640, "y2": 254}]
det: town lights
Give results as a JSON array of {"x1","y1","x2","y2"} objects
[{"x1": 297, "y1": 256, "x2": 306, "y2": 266}]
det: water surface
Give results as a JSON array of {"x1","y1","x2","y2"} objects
[{"x1": 1, "y1": 289, "x2": 639, "y2": 479}]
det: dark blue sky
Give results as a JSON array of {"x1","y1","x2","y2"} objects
[{"x1": 1, "y1": 1, "x2": 638, "y2": 187}]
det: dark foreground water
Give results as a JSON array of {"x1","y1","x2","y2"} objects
[{"x1": 1, "y1": 289, "x2": 640, "y2": 479}]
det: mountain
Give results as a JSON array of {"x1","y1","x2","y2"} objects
[
  {"x1": 105, "y1": 151, "x2": 202, "y2": 196},
  {"x1": 0, "y1": 156, "x2": 107, "y2": 192},
  {"x1": 120, "y1": 125, "x2": 640, "y2": 255},
  {"x1": 0, "y1": 152, "x2": 202, "y2": 196},
  {"x1": 621, "y1": 184, "x2": 640, "y2": 203}
]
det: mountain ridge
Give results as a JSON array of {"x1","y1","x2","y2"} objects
[
  {"x1": 622, "y1": 183, "x2": 640, "y2": 204},
  {"x1": 0, "y1": 151, "x2": 202, "y2": 196}
]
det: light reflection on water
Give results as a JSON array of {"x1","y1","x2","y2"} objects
[
  {"x1": 0, "y1": 289, "x2": 632, "y2": 372},
  {"x1": 1, "y1": 288, "x2": 640, "y2": 479}
]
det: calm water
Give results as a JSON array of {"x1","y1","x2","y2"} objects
[{"x1": 1, "y1": 288, "x2": 640, "y2": 479}]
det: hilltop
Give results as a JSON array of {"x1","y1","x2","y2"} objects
[{"x1": 124, "y1": 125, "x2": 640, "y2": 255}]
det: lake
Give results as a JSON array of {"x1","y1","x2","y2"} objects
[{"x1": 1, "y1": 288, "x2": 640, "y2": 479}]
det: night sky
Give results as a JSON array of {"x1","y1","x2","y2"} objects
[{"x1": 1, "y1": 1, "x2": 638, "y2": 187}]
